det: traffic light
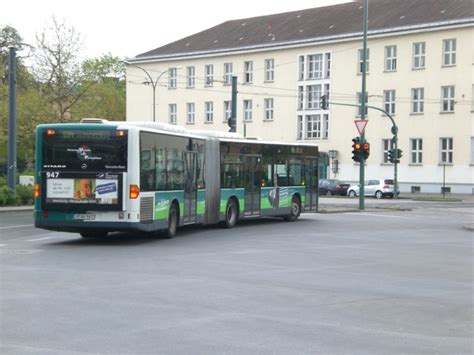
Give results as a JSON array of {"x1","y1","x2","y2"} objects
[
  {"x1": 388, "y1": 148, "x2": 394, "y2": 163},
  {"x1": 388, "y1": 148, "x2": 403, "y2": 163},
  {"x1": 396, "y1": 148, "x2": 403, "y2": 160},
  {"x1": 361, "y1": 141, "x2": 370, "y2": 160},
  {"x1": 352, "y1": 137, "x2": 361, "y2": 162},
  {"x1": 320, "y1": 95, "x2": 328, "y2": 110}
]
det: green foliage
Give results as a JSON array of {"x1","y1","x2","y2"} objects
[
  {"x1": 0, "y1": 186, "x2": 16, "y2": 205},
  {"x1": 0, "y1": 23, "x2": 126, "y2": 170},
  {"x1": 15, "y1": 184, "x2": 34, "y2": 205}
]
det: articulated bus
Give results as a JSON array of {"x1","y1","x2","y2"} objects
[{"x1": 34, "y1": 119, "x2": 320, "y2": 239}]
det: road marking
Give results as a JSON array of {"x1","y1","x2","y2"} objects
[
  {"x1": 26, "y1": 236, "x2": 57, "y2": 242},
  {"x1": 0, "y1": 224, "x2": 33, "y2": 230},
  {"x1": 345, "y1": 213, "x2": 409, "y2": 219},
  {"x1": 0, "y1": 244, "x2": 6, "y2": 247}
]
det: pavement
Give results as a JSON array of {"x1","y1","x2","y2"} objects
[{"x1": 1, "y1": 193, "x2": 472, "y2": 230}]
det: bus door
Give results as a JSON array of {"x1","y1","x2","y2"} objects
[
  {"x1": 243, "y1": 155, "x2": 262, "y2": 216},
  {"x1": 183, "y1": 151, "x2": 198, "y2": 224},
  {"x1": 304, "y1": 157, "x2": 318, "y2": 211}
]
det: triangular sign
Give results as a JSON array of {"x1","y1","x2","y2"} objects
[{"x1": 354, "y1": 119, "x2": 368, "y2": 136}]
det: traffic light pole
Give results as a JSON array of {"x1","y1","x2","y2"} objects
[{"x1": 358, "y1": 0, "x2": 369, "y2": 210}]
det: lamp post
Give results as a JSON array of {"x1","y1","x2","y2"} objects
[{"x1": 125, "y1": 62, "x2": 180, "y2": 122}]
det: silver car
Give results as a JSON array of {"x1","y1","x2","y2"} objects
[{"x1": 347, "y1": 179, "x2": 398, "y2": 199}]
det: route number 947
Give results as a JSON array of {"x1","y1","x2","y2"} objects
[{"x1": 46, "y1": 172, "x2": 60, "y2": 178}]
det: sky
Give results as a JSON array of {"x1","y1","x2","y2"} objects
[{"x1": 2, "y1": 0, "x2": 349, "y2": 61}]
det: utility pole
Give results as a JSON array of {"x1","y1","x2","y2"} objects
[
  {"x1": 7, "y1": 47, "x2": 17, "y2": 190},
  {"x1": 359, "y1": 0, "x2": 369, "y2": 210}
]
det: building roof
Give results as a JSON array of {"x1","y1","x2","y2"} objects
[{"x1": 134, "y1": 0, "x2": 473, "y2": 60}]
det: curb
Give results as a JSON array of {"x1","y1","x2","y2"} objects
[
  {"x1": 0, "y1": 206, "x2": 34, "y2": 213},
  {"x1": 318, "y1": 207, "x2": 412, "y2": 214}
]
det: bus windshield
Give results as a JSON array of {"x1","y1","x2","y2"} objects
[{"x1": 42, "y1": 128, "x2": 127, "y2": 171}]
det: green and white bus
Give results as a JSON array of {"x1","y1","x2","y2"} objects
[{"x1": 34, "y1": 119, "x2": 320, "y2": 238}]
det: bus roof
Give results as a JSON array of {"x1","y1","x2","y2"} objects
[{"x1": 37, "y1": 120, "x2": 318, "y2": 149}]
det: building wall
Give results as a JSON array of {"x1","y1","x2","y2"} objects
[{"x1": 126, "y1": 25, "x2": 474, "y2": 193}]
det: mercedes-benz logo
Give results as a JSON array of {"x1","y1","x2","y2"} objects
[{"x1": 81, "y1": 163, "x2": 87, "y2": 170}]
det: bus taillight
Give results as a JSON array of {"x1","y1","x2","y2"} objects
[
  {"x1": 34, "y1": 183, "x2": 40, "y2": 198},
  {"x1": 130, "y1": 185, "x2": 140, "y2": 199}
]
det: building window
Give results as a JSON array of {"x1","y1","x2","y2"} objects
[
  {"x1": 224, "y1": 101, "x2": 231, "y2": 122},
  {"x1": 324, "y1": 53, "x2": 331, "y2": 78},
  {"x1": 264, "y1": 98, "x2": 274, "y2": 120},
  {"x1": 385, "y1": 45, "x2": 397, "y2": 71},
  {"x1": 356, "y1": 92, "x2": 368, "y2": 116},
  {"x1": 384, "y1": 90, "x2": 396, "y2": 115},
  {"x1": 307, "y1": 54, "x2": 323, "y2": 79},
  {"x1": 298, "y1": 56, "x2": 305, "y2": 80},
  {"x1": 243, "y1": 100, "x2": 252, "y2": 121},
  {"x1": 440, "y1": 138, "x2": 453, "y2": 164},
  {"x1": 186, "y1": 103, "x2": 195, "y2": 124},
  {"x1": 297, "y1": 115, "x2": 303, "y2": 140},
  {"x1": 410, "y1": 138, "x2": 423, "y2": 164},
  {"x1": 306, "y1": 114, "x2": 321, "y2": 139},
  {"x1": 441, "y1": 86, "x2": 455, "y2": 112},
  {"x1": 169, "y1": 104, "x2": 177, "y2": 124},
  {"x1": 413, "y1": 42, "x2": 426, "y2": 69},
  {"x1": 205, "y1": 101, "x2": 213, "y2": 123},
  {"x1": 307, "y1": 84, "x2": 322, "y2": 110},
  {"x1": 297, "y1": 86, "x2": 304, "y2": 110},
  {"x1": 299, "y1": 114, "x2": 329, "y2": 140},
  {"x1": 264, "y1": 59, "x2": 274, "y2": 82},
  {"x1": 224, "y1": 63, "x2": 233, "y2": 85},
  {"x1": 443, "y1": 39, "x2": 456, "y2": 66},
  {"x1": 382, "y1": 139, "x2": 391, "y2": 163},
  {"x1": 357, "y1": 48, "x2": 370, "y2": 74},
  {"x1": 323, "y1": 114, "x2": 329, "y2": 139},
  {"x1": 205, "y1": 64, "x2": 214, "y2": 86},
  {"x1": 411, "y1": 88, "x2": 424, "y2": 113},
  {"x1": 168, "y1": 68, "x2": 177, "y2": 89},
  {"x1": 244, "y1": 61, "x2": 253, "y2": 83},
  {"x1": 186, "y1": 66, "x2": 195, "y2": 88}
]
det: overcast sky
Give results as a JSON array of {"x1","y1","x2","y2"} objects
[{"x1": 3, "y1": 0, "x2": 349, "y2": 60}]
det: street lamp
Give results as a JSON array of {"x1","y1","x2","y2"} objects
[{"x1": 125, "y1": 62, "x2": 181, "y2": 122}]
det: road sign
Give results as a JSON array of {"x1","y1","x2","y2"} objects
[{"x1": 354, "y1": 119, "x2": 368, "y2": 136}]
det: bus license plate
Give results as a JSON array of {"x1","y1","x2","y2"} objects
[{"x1": 73, "y1": 213, "x2": 95, "y2": 221}]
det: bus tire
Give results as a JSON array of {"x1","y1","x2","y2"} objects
[
  {"x1": 223, "y1": 198, "x2": 239, "y2": 228},
  {"x1": 80, "y1": 231, "x2": 108, "y2": 239},
  {"x1": 284, "y1": 195, "x2": 301, "y2": 222},
  {"x1": 164, "y1": 203, "x2": 179, "y2": 239}
]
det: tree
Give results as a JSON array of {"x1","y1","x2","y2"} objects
[
  {"x1": 32, "y1": 17, "x2": 89, "y2": 122},
  {"x1": 72, "y1": 54, "x2": 125, "y2": 120}
]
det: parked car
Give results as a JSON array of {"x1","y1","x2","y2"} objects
[
  {"x1": 319, "y1": 179, "x2": 350, "y2": 196},
  {"x1": 347, "y1": 179, "x2": 399, "y2": 199}
]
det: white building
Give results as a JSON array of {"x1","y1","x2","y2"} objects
[{"x1": 126, "y1": 0, "x2": 474, "y2": 193}]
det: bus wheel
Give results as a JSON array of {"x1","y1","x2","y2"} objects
[
  {"x1": 165, "y1": 203, "x2": 178, "y2": 238},
  {"x1": 284, "y1": 195, "x2": 301, "y2": 222},
  {"x1": 224, "y1": 198, "x2": 238, "y2": 228},
  {"x1": 80, "y1": 231, "x2": 108, "y2": 239}
]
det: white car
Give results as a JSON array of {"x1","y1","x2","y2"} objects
[{"x1": 347, "y1": 179, "x2": 399, "y2": 199}]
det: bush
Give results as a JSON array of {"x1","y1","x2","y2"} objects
[
  {"x1": 0, "y1": 187, "x2": 16, "y2": 206},
  {"x1": 16, "y1": 184, "x2": 34, "y2": 205}
]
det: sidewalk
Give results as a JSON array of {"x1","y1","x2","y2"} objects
[{"x1": 0, "y1": 205, "x2": 34, "y2": 213}]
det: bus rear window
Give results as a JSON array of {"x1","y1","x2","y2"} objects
[{"x1": 42, "y1": 129, "x2": 127, "y2": 171}]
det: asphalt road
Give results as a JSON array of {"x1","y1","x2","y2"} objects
[{"x1": 0, "y1": 198, "x2": 472, "y2": 354}]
